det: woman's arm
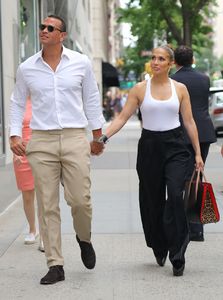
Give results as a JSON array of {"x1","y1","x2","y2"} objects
[
  {"x1": 105, "y1": 85, "x2": 140, "y2": 138},
  {"x1": 178, "y1": 83, "x2": 204, "y2": 169}
]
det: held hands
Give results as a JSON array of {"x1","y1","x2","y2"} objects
[
  {"x1": 9, "y1": 136, "x2": 26, "y2": 156},
  {"x1": 90, "y1": 134, "x2": 108, "y2": 156},
  {"x1": 195, "y1": 154, "x2": 204, "y2": 171},
  {"x1": 90, "y1": 140, "x2": 105, "y2": 156}
]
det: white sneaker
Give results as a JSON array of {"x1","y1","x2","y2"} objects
[
  {"x1": 24, "y1": 232, "x2": 39, "y2": 245},
  {"x1": 38, "y1": 238, "x2": 45, "y2": 252}
]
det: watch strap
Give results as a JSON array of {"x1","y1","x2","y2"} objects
[{"x1": 94, "y1": 134, "x2": 108, "y2": 144}]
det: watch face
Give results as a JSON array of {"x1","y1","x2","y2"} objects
[
  {"x1": 98, "y1": 136, "x2": 104, "y2": 143},
  {"x1": 98, "y1": 135, "x2": 108, "y2": 144}
]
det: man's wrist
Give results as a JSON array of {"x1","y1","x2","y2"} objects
[
  {"x1": 10, "y1": 135, "x2": 21, "y2": 140},
  {"x1": 93, "y1": 134, "x2": 108, "y2": 144}
]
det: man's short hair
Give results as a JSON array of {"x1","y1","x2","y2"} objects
[
  {"x1": 174, "y1": 45, "x2": 193, "y2": 66},
  {"x1": 48, "y1": 14, "x2": 66, "y2": 32}
]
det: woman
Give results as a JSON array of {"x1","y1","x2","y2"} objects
[
  {"x1": 101, "y1": 45, "x2": 203, "y2": 276},
  {"x1": 13, "y1": 99, "x2": 44, "y2": 252}
]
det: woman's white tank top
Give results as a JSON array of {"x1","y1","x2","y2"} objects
[{"x1": 140, "y1": 78, "x2": 180, "y2": 131}]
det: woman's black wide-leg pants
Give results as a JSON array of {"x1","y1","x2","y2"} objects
[{"x1": 136, "y1": 127, "x2": 191, "y2": 265}]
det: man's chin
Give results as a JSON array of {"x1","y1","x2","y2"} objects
[{"x1": 40, "y1": 36, "x2": 48, "y2": 42}]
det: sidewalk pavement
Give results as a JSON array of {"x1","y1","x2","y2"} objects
[
  {"x1": 0, "y1": 162, "x2": 20, "y2": 214},
  {"x1": 0, "y1": 117, "x2": 223, "y2": 300}
]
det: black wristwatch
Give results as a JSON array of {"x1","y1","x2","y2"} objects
[{"x1": 94, "y1": 134, "x2": 108, "y2": 144}]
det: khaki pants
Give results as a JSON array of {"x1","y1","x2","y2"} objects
[{"x1": 26, "y1": 128, "x2": 92, "y2": 267}]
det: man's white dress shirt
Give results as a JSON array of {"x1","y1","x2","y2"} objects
[{"x1": 10, "y1": 46, "x2": 105, "y2": 137}]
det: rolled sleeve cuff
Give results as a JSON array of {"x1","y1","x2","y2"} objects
[
  {"x1": 9, "y1": 127, "x2": 22, "y2": 138},
  {"x1": 88, "y1": 114, "x2": 106, "y2": 130}
]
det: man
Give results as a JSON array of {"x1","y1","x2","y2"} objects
[
  {"x1": 9, "y1": 15, "x2": 105, "y2": 284},
  {"x1": 171, "y1": 45, "x2": 216, "y2": 241}
]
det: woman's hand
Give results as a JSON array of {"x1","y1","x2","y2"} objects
[{"x1": 195, "y1": 154, "x2": 204, "y2": 171}]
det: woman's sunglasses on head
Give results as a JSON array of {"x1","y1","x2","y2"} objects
[{"x1": 39, "y1": 24, "x2": 63, "y2": 33}]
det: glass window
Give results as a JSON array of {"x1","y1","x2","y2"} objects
[
  {"x1": 88, "y1": 0, "x2": 91, "y2": 21},
  {"x1": 19, "y1": 0, "x2": 39, "y2": 62}
]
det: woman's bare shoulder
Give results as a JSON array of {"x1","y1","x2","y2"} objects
[
  {"x1": 128, "y1": 80, "x2": 147, "y2": 103},
  {"x1": 135, "y1": 80, "x2": 147, "y2": 89},
  {"x1": 171, "y1": 79, "x2": 189, "y2": 103},
  {"x1": 130, "y1": 80, "x2": 147, "y2": 95}
]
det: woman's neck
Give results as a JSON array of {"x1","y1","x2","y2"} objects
[{"x1": 151, "y1": 74, "x2": 170, "y2": 84}]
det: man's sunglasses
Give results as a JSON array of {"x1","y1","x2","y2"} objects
[{"x1": 39, "y1": 24, "x2": 63, "y2": 33}]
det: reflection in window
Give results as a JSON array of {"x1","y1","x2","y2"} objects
[
  {"x1": 88, "y1": 0, "x2": 91, "y2": 21},
  {"x1": 20, "y1": 0, "x2": 39, "y2": 62}
]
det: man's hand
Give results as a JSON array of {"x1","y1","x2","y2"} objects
[
  {"x1": 9, "y1": 136, "x2": 26, "y2": 156},
  {"x1": 90, "y1": 141, "x2": 104, "y2": 156}
]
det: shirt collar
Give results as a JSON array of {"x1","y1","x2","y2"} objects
[
  {"x1": 61, "y1": 46, "x2": 71, "y2": 60},
  {"x1": 34, "y1": 45, "x2": 70, "y2": 63}
]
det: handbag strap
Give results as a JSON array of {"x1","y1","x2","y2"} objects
[
  {"x1": 195, "y1": 169, "x2": 200, "y2": 200},
  {"x1": 188, "y1": 168, "x2": 197, "y2": 195},
  {"x1": 200, "y1": 169, "x2": 207, "y2": 182},
  {"x1": 187, "y1": 168, "x2": 207, "y2": 201},
  {"x1": 195, "y1": 168, "x2": 207, "y2": 198},
  {"x1": 187, "y1": 168, "x2": 199, "y2": 197}
]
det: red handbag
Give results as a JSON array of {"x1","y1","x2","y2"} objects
[
  {"x1": 184, "y1": 169, "x2": 220, "y2": 224},
  {"x1": 198, "y1": 170, "x2": 220, "y2": 224}
]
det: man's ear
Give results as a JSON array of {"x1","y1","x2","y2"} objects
[{"x1": 60, "y1": 32, "x2": 67, "y2": 42}]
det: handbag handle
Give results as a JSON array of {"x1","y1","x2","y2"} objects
[
  {"x1": 199, "y1": 169, "x2": 207, "y2": 182},
  {"x1": 187, "y1": 168, "x2": 198, "y2": 195},
  {"x1": 195, "y1": 168, "x2": 207, "y2": 199},
  {"x1": 187, "y1": 168, "x2": 207, "y2": 201},
  {"x1": 188, "y1": 168, "x2": 196, "y2": 187}
]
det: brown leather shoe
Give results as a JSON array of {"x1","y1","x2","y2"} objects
[
  {"x1": 40, "y1": 265, "x2": 65, "y2": 285},
  {"x1": 76, "y1": 235, "x2": 96, "y2": 269}
]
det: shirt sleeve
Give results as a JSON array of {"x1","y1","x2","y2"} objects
[
  {"x1": 9, "y1": 65, "x2": 29, "y2": 137},
  {"x1": 82, "y1": 56, "x2": 105, "y2": 130}
]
